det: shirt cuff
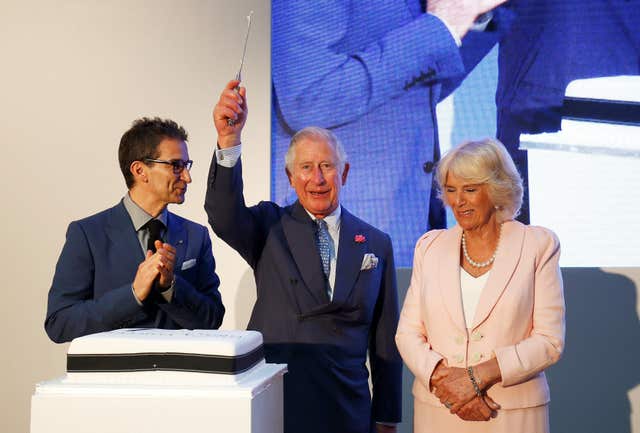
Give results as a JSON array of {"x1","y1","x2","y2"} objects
[
  {"x1": 216, "y1": 143, "x2": 242, "y2": 167},
  {"x1": 470, "y1": 11, "x2": 493, "y2": 32},
  {"x1": 428, "y1": 12, "x2": 462, "y2": 47},
  {"x1": 132, "y1": 282, "x2": 174, "y2": 305},
  {"x1": 158, "y1": 279, "x2": 175, "y2": 303},
  {"x1": 376, "y1": 422, "x2": 398, "y2": 426}
]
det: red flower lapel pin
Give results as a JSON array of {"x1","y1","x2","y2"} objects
[{"x1": 354, "y1": 234, "x2": 366, "y2": 243}]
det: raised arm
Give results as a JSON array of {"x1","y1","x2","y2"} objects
[{"x1": 205, "y1": 81, "x2": 271, "y2": 268}]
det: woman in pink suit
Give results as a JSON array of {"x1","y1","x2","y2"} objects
[{"x1": 395, "y1": 138, "x2": 565, "y2": 432}]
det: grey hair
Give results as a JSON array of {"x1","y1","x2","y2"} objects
[
  {"x1": 435, "y1": 138, "x2": 523, "y2": 222},
  {"x1": 285, "y1": 126, "x2": 348, "y2": 173}
]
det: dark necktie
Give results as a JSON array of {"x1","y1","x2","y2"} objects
[
  {"x1": 145, "y1": 219, "x2": 165, "y2": 253},
  {"x1": 315, "y1": 219, "x2": 331, "y2": 278}
]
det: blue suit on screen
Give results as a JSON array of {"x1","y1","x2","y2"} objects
[{"x1": 272, "y1": 0, "x2": 512, "y2": 266}]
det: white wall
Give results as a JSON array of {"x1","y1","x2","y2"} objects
[
  {"x1": 2, "y1": 2, "x2": 639, "y2": 433},
  {"x1": 0, "y1": 1, "x2": 269, "y2": 432}
]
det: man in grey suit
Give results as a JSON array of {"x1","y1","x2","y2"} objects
[{"x1": 205, "y1": 81, "x2": 402, "y2": 433}]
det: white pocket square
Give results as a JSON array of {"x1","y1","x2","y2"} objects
[
  {"x1": 181, "y1": 258, "x2": 197, "y2": 270},
  {"x1": 360, "y1": 253, "x2": 379, "y2": 271}
]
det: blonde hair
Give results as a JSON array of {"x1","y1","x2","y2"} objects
[{"x1": 436, "y1": 138, "x2": 523, "y2": 222}]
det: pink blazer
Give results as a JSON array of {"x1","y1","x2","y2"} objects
[{"x1": 395, "y1": 220, "x2": 565, "y2": 409}]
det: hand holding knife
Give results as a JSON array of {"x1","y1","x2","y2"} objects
[{"x1": 228, "y1": 11, "x2": 253, "y2": 126}]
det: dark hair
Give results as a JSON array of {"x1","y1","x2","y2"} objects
[{"x1": 118, "y1": 117, "x2": 188, "y2": 188}]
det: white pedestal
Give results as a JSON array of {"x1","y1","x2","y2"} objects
[{"x1": 31, "y1": 362, "x2": 287, "y2": 433}]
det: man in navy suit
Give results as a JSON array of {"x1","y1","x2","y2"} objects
[
  {"x1": 206, "y1": 81, "x2": 402, "y2": 433},
  {"x1": 45, "y1": 118, "x2": 225, "y2": 343}
]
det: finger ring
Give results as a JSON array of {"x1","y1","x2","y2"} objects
[{"x1": 444, "y1": 402, "x2": 452, "y2": 409}]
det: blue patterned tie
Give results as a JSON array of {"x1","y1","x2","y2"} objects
[{"x1": 315, "y1": 219, "x2": 331, "y2": 279}]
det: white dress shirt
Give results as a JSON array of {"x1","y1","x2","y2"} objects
[{"x1": 460, "y1": 267, "x2": 491, "y2": 328}]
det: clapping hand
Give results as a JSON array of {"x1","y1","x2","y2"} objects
[
  {"x1": 132, "y1": 241, "x2": 176, "y2": 300},
  {"x1": 155, "y1": 240, "x2": 176, "y2": 290}
]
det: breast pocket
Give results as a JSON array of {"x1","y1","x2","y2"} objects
[
  {"x1": 346, "y1": 265, "x2": 384, "y2": 324},
  {"x1": 176, "y1": 257, "x2": 198, "y2": 284}
]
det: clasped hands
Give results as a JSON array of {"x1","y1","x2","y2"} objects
[
  {"x1": 132, "y1": 240, "x2": 176, "y2": 301},
  {"x1": 430, "y1": 361, "x2": 499, "y2": 421},
  {"x1": 427, "y1": 0, "x2": 507, "y2": 39}
]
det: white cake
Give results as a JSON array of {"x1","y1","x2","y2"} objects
[
  {"x1": 33, "y1": 329, "x2": 287, "y2": 433},
  {"x1": 63, "y1": 328, "x2": 266, "y2": 386}
]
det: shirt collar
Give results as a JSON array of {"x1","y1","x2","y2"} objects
[
  {"x1": 123, "y1": 193, "x2": 168, "y2": 231},
  {"x1": 305, "y1": 205, "x2": 341, "y2": 231}
]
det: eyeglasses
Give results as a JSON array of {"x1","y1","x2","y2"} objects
[{"x1": 144, "y1": 158, "x2": 193, "y2": 174}]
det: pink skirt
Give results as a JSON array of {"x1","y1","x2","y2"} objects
[{"x1": 413, "y1": 400, "x2": 550, "y2": 433}]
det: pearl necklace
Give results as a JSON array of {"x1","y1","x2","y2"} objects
[{"x1": 461, "y1": 224, "x2": 502, "y2": 268}]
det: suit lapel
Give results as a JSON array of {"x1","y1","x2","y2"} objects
[
  {"x1": 471, "y1": 221, "x2": 525, "y2": 329},
  {"x1": 282, "y1": 202, "x2": 330, "y2": 305},
  {"x1": 438, "y1": 226, "x2": 467, "y2": 332},
  {"x1": 166, "y1": 212, "x2": 187, "y2": 270},
  {"x1": 106, "y1": 201, "x2": 145, "y2": 273},
  {"x1": 332, "y1": 208, "x2": 366, "y2": 305}
]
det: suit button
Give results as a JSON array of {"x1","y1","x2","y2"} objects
[
  {"x1": 423, "y1": 161, "x2": 435, "y2": 174},
  {"x1": 453, "y1": 354, "x2": 464, "y2": 364},
  {"x1": 471, "y1": 331, "x2": 483, "y2": 342},
  {"x1": 454, "y1": 335, "x2": 464, "y2": 345}
]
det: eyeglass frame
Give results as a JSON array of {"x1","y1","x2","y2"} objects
[{"x1": 143, "y1": 158, "x2": 193, "y2": 174}]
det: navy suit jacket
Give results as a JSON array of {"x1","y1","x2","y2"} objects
[
  {"x1": 45, "y1": 201, "x2": 224, "y2": 343},
  {"x1": 205, "y1": 157, "x2": 402, "y2": 433},
  {"x1": 497, "y1": 0, "x2": 640, "y2": 139},
  {"x1": 271, "y1": 0, "x2": 513, "y2": 266}
]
